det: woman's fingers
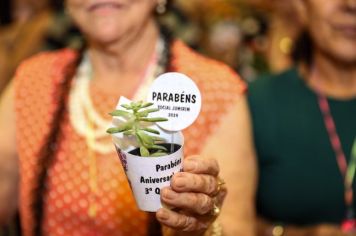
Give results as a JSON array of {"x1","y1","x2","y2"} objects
[
  {"x1": 156, "y1": 207, "x2": 210, "y2": 232},
  {"x1": 161, "y1": 187, "x2": 214, "y2": 215},
  {"x1": 171, "y1": 172, "x2": 219, "y2": 196},
  {"x1": 157, "y1": 156, "x2": 224, "y2": 233},
  {"x1": 183, "y1": 156, "x2": 219, "y2": 176}
]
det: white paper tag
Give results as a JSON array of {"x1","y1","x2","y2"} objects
[
  {"x1": 114, "y1": 132, "x2": 184, "y2": 212},
  {"x1": 110, "y1": 96, "x2": 185, "y2": 212},
  {"x1": 147, "y1": 72, "x2": 202, "y2": 132}
]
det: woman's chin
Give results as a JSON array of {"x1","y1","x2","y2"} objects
[
  {"x1": 333, "y1": 46, "x2": 356, "y2": 65},
  {"x1": 87, "y1": 31, "x2": 125, "y2": 47}
]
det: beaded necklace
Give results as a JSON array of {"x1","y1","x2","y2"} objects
[
  {"x1": 68, "y1": 37, "x2": 166, "y2": 154},
  {"x1": 69, "y1": 33, "x2": 171, "y2": 222}
]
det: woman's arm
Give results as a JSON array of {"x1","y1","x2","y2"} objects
[
  {"x1": 201, "y1": 95, "x2": 258, "y2": 236},
  {"x1": 0, "y1": 82, "x2": 19, "y2": 225},
  {"x1": 156, "y1": 94, "x2": 257, "y2": 236}
]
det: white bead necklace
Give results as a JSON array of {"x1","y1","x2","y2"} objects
[{"x1": 68, "y1": 38, "x2": 164, "y2": 154}]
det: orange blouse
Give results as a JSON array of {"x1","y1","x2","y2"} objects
[{"x1": 14, "y1": 40, "x2": 246, "y2": 236}]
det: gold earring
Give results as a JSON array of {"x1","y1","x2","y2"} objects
[
  {"x1": 156, "y1": 0, "x2": 167, "y2": 14},
  {"x1": 346, "y1": 0, "x2": 356, "y2": 9}
]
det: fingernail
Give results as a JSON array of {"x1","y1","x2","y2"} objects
[
  {"x1": 184, "y1": 160, "x2": 197, "y2": 172},
  {"x1": 163, "y1": 189, "x2": 177, "y2": 200},
  {"x1": 157, "y1": 208, "x2": 169, "y2": 221},
  {"x1": 174, "y1": 176, "x2": 185, "y2": 188}
]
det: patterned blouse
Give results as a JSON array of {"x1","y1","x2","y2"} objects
[{"x1": 14, "y1": 40, "x2": 245, "y2": 236}]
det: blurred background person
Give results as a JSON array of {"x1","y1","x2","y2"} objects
[
  {"x1": 0, "y1": 0, "x2": 80, "y2": 95},
  {"x1": 0, "y1": 0, "x2": 248, "y2": 236},
  {"x1": 248, "y1": 0, "x2": 302, "y2": 72},
  {"x1": 170, "y1": 0, "x2": 300, "y2": 81},
  {"x1": 248, "y1": 0, "x2": 356, "y2": 235},
  {"x1": 0, "y1": 0, "x2": 53, "y2": 94},
  {"x1": 177, "y1": 0, "x2": 270, "y2": 81}
]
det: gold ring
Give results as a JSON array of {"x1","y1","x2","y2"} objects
[
  {"x1": 210, "y1": 204, "x2": 220, "y2": 217},
  {"x1": 216, "y1": 178, "x2": 225, "y2": 193}
]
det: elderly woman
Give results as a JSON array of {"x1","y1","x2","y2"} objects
[
  {"x1": 240, "y1": 0, "x2": 356, "y2": 235},
  {"x1": 0, "y1": 0, "x2": 250, "y2": 236}
]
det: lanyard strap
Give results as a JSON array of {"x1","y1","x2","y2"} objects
[{"x1": 317, "y1": 94, "x2": 356, "y2": 214}]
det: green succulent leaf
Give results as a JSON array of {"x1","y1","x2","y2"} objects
[
  {"x1": 152, "y1": 136, "x2": 166, "y2": 142},
  {"x1": 148, "y1": 144, "x2": 168, "y2": 152},
  {"x1": 123, "y1": 130, "x2": 134, "y2": 135},
  {"x1": 135, "y1": 131, "x2": 144, "y2": 146},
  {"x1": 106, "y1": 127, "x2": 120, "y2": 134},
  {"x1": 140, "y1": 146, "x2": 150, "y2": 157},
  {"x1": 131, "y1": 101, "x2": 142, "y2": 110},
  {"x1": 106, "y1": 126, "x2": 129, "y2": 134},
  {"x1": 106, "y1": 122, "x2": 133, "y2": 134},
  {"x1": 139, "y1": 117, "x2": 168, "y2": 122},
  {"x1": 150, "y1": 151, "x2": 168, "y2": 157},
  {"x1": 109, "y1": 101, "x2": 170, "y2": 157},
  {"x1": 141, "y1": 102, "x2": 154, "y2": 108},
  {"x1": 121, "y1": 104, "x2": 132, "y2": 110},
  {"x1": 109, "y1": 109, "x2": 133, "y2": 118},
  {"x1": 137, "y1": 108, "x2": 159, "y2": 117},
  {"x1": 142, "y1": 127, "x2": 160, "y2": 135},
  {"x1": 145, "y1": 108, "x2": 159, "y2": 113},
  {"x1": 137, "y1": 112, "x2": 148, "y2": 118},
  {"x1": 137, "y1": 131, "x2": 154, "y2": 146}
]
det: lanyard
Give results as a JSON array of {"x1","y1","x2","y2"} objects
[{"x1": 317, "y1": 93, "x2": 356, "y2": 218}]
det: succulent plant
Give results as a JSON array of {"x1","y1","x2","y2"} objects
[{"x1": 107, "y1": 101, "x2": 168, "y2": 157}]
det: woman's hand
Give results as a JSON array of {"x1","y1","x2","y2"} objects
[{"x1": 156, "y1": 155, "x2": 227, "y2": 236}]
